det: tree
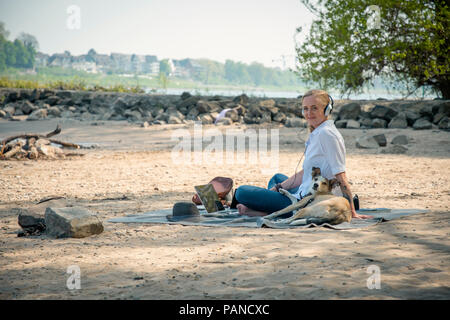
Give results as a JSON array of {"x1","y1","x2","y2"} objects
[
  {"x1": 17, "y1": 32, "x2": 39, "y2": 51},
  {"x1": 159, "y1": 59, "x2": 172, "y2": 76},
  {"x1": 0, "y1": 21, "x2": 10, "y2": 39},
  {"x1": 295, "y1": 0, "x2": 450, "y2": 98}
]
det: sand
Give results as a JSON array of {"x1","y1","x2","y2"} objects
[{"x1": 0, "y1": 118, "x2": 449, "y2": 300}]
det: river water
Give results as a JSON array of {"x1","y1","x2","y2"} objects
[{"x1": 145, "y1": 87, "x2": 436, "y2": 100}]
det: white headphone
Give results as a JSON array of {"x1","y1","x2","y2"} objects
[{"x1": 302, "y1": 94, "x2": 334, "y2": 117}]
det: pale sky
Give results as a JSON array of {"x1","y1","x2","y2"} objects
[{"x1": 0, "y1": 0, "x2": 314, "y2": 69}]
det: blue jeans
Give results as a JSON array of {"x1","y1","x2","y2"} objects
[{"x1": 234, "y1": 173, "x2": 300, "y2": 215}]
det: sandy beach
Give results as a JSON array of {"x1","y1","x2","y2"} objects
[{"x1": 0, "y1": 118, "x2": 449, "y2": 300}]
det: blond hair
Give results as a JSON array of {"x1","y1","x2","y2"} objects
[{"x1": 301, "y1": 89, "x2": 331, "y2": 132}]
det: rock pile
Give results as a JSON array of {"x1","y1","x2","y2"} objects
[
  {"x1": 0, "y1": 88, "x2": 449, "y2": 130},
  {"x1": 336, "y1": 100, "x2": 450, "y2": 131}
]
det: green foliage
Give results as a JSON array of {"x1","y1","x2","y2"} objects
[
  {"x1": 0, "y1": 76, "x2": 144, "y2": 93},
  {"x1": 0, "y1": 22, "x2": 37, "y2": 69},
  {"x1": 296, "y1": 0, "x2": 450, "y2": 98},
  {"x1": 159, "y1": 59, "x2": 171, "y2": 76}
]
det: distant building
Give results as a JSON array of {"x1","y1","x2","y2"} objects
[{"x1": 33, "y1": 50, "x2": 209, "y2": 79}]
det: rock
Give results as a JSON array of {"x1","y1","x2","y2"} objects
[
  {"x1": 370, "y1": 105, "x2": 398, "y2": 121},
  {"x1": 3, "y1": 103, "x2": 15, "y2": 115},
  {"x1": 21, "y1": 100, "x2": 38, "y2": 115},
  {"x1": 199, "y1": 113, "x2": 214, "y2": 124},
  {"x1": 273, "y1": 112, "x2": 287, "y2": 123},
  {"x1": 27, "y1": 109, "x2": 48, "y2": 121},
  {"x1": 380, "y1": 145, "x2": 408, "y2": 154},
  {"x1": 223, "y1": 109, "x2": 239, "y2": 122},
  {"x1": 435, "y1": 101, "x2": 450, "y2": 116},
  {"x1": 112, "y1": 97, "x2": 129, "y2": 114},
  {"x1": 391, "y1": 135, "x2": 408, "y2": 145},
  {"x1": 405, "y1": 111, "x2": 421, "y2": 126},
  {"x1": 232, "y1": 104, "x2": 246, "y2": 116},
  {"x1": 346, "y1": 119, "x2": 360, "y2": 129},
  {"x1": 233, "y1": 94, "x2": 249, "y2": 105},
  {"x1": 359, "y1": 118, "x2": 372, "y2": 127},
  {"x1": 356, "y1": 135, "x2": 379, "y2": 149},
  {"x1": 438, "y1": 117, "x2": 450, "y2": 131},
  {"x1": 60, "y1": 110, "x2": 74, "y2": 118},
  {"x1": 243, "y1": 113, "x2": 258, "y2": 124},
  {"x1": 371, "y1": 118, "x2": 387, "y2": 128},
  {"x1": 372, "y1": 134, "x2": 387, "y2": 147},
  {"x1": 0, "y1": 110, "x2": 6, "y2": 118},
  {"x1": 48, "y1": 106, "x2": 61, "y2": 117},
  {"x1": 260, "y1": 111, "x2": 272, "y2": 123},
  {"x1": 44, "y1": 207, "x2": 104, "y2": 238},
  {"x1": 216, "y1": 117, "x2": 232, "y2": 125},
  {"x1": 68, "y1": 106, "x2": 77, "y2": 112},
  {"x1": 259, "y1": 99, "x2": 278, "y2": 116},
  {"x1": 124, "y1": 109, "x2": 143, "y2": 122},
  {"x1": 413, "y1": 118, "x2": 432, "y2": 130},
  {"x1": 247, "y1": 104, "x2": 263, "y2": 117},
  {"x1": 141, "y1": 121, "x2": 150, "y2": 128},
  {"x1": 419, "y1": 104, "x2": 434, "y2": 119},
  {"x1": 196, "y1": 100, "x2": 220, "y2": 113},
  {"x1": 335, "y1": 120, "x2": 347, "y2": 128},
  {"x1": 45, "y1": 95, "x2": 61, "y2": 106},
  {"x1": 338, "y1": 102, "x2": 361, "y2": 120},
  {"x1": 168, "y1": 115, "x2": 183, "y2": 124},
  {"x1": 18, "y1": 209, "x2": 46, "y2": 236},
  {"x1": 388, "y1": 112, "x2": 408, "y2": 128},
  {"x1": 14, "y1": 107, "x2": 24, "y2": 116},
  {"x1": 178, "y1": 96, "x2": 200, "y2": 110},
  {"x1": 80, "y1": 111, "x2": 96, "y2": 121},
  {"x1": 433, "y1": 112, "x2": 446, "y2": 124},
  {"x1": 180, "y1": 91, "x2": 192, "y2": 100},
  {"x1": 285, "y1": 117, "x2": 307, "y2": 128},
  {"x1": 152, "y1": 120, "x2": 166, "y2": 125}
]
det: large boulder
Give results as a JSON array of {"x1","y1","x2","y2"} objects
[
  {"x1": 388, "y1": 112, "x2": 408, "y2": 128},
  {"x1": 438, "y1": 117, "x2": 450, "y2": 131},
  {"x1": 370, "y1": 105, "x2": 398, "y2": 121},
  {"x1": 372, "y1": 134, "x2": 387, "y2": 147},
  {"x1": 233, "y1": 94, "x2": 249, "y2": 105},
  {"x1": 391, "y1": 135, "x2": 409, "y2": 145},
  {"x1": 405, "y1": 111, "x2": 421, "y2": 127},
  {"x1": 285, "y1": 117, "x2": 307, "y2": 128},
  {"x1": 371, "y1": 118, "x2": 387, "y2": 128},
  {"x1": 346, "y1": 119, "x2": 360, "y2": 129},
  {"x1": 335, "y1": 120, "x2": 347, "y2": 128},
  {"x1": 273, "y1": 112, "x2": 287, "y2": 123},
  {"x1": 27, "y1": 109, "x2": 48, "y2": 121},
  {"x1": 356, "y1": 135, "x2": 379, "y2": 149},
  {"x1": 338, "y1": 102, "x2": 361, "y2": 120},
  {"x1": 48, "y1": 106, "x2": 61, "y2": 117},
  {"x1": 413, "y1": 118, "x2": 432, "y2": 130},
  {"x1": 20, "y1": 100, "x2": 38, "y2": 115},
  {"x1": 44, "y1": 207, "x2": 104, "y2": 238}
]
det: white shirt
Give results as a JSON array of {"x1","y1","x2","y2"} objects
[{"x1": 292, "y1": 120, "x2": 346, "y2": 199}]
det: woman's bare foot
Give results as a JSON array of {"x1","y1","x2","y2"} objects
[{"x1": 236, "y1": 204, "x2": 267, "y2": 217}]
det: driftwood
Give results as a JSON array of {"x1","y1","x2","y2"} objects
[{"x1": 0, "y1": 124, "x2": 83, "y2": 160}]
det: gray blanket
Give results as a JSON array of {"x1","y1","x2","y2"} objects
[{"x1": 107, "y1": 207, "x2": 428, "y2": 230}]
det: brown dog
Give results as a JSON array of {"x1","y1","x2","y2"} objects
[{"x1": 263, "y1": 167, "x2": 352, "y2": 226}]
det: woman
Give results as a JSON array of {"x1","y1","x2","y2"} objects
[{"x1": 235, "y1": 89, "x2": 372, "y2": 220}]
